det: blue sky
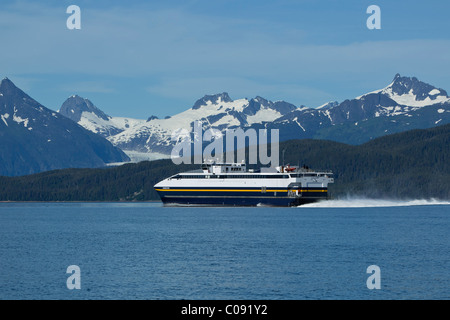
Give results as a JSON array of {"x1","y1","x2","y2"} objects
[{"x1": 1, "y1": 0, "x2": 450, "y2": 119}]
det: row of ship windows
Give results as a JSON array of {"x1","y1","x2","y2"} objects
[
  {"x1": 171, "y1": 174, "x2": 325, "y2": 179},
  {"x1": 173, "y1": 174, "x2": 289, "y2": 179}
]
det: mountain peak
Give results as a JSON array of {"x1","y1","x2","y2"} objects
[
  {"x1": 0, "y1": 77, "x2": 18, "y2": 92},
  {"x1": 0, "y1": 77, "x2": 36, "y2": 106},
  {"x1": 355, "y1": 74, "x2": 450, "y2": 107},
  {"x1": 192, "y1": 92, "x2": 233, "y2": 110},
  {"x1": 387, "y1": 74, "x2": 448, "y2": 103},
  {"x1": 0, "y1": 80, "x2": 129, "y2": 176},
  {"x1": 59, "y1": 95, "x2": 110, "y2": 122},
  {"x1": 316, "y1": 101, "x2": 339, "y2": 110}
]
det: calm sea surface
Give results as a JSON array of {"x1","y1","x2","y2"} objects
[{"x1": 0, "y1": 201, "x2": 449, "y2": 300}]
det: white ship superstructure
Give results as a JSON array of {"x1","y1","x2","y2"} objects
[{"x1": 154, "y1": 160, "x2": 334, "y2": 206}]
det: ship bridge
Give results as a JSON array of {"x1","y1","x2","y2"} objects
[{"x1": 201, "y1": 161, "x2": 246, "y2": 174}]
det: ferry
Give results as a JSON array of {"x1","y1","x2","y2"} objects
[{"x1": 154, "y1": 160, "x2": 334, "y2": 207}]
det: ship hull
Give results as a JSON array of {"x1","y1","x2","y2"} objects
[{"x1": 156, "y1": 188, "x2": 328, "y2": 207}]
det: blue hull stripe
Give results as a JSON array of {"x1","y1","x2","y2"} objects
[{"x1": 155, "y1": 187, "x2": 328, "y2": 207}]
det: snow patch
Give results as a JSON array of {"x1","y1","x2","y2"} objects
[
  {"x1": 323, "y1": 110, "x2": 333, "y2": 123},
  {"x1": 246, "y1": 108, "x2": 282, "y2": 125},
  {"x1": 1, "y1": 113, "x2": 9, "y2": 126},
  {"x1": 316, "y1": 101, "x2": 335, "y2": 109},
  {"x1": 357, "y1": 80, "x2": 449, "y2": 107},
  {"x1": 383, "y1": 87, "x2": 449, "y2": 107},
  {"x1": 13, "y1": 114, "x2": 29, "y2": 127},
  {"x1": 293, "y1": 117, "x2": 306, "y2": 132},
  {"x1": 113, "y1": 150, "x2": 170, "y2": 164},
  {"x1": 77, "y1": 111, "x2": 145, "y2": 135},
  {"x1": 429, "y1": 89, "x2": 440, "y2": 95}
]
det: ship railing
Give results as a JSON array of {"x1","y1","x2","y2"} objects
[{"x1": 295, "y1": 169, "x2": 333, "y2": 174}]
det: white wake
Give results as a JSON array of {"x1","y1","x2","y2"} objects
[{"x1": 300, "y1": 197, "x2": 450, "y2": 208}]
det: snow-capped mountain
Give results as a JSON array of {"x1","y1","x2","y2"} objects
[
  {"x1": 60, "y1": 74, "x2": 450, "y2": 160},
  {"x1": 267, "y1": 74, "x2": 450, "y2": 143},
  {"x1": 358, "y1": 73, "x2": 449, "y2": 107},
  {"x1": 59, "y1": 95, "x2": 146, "y2": 139},
  {"x1": 0, "y1": 78, "x2": 129, "y2": 176},
  {"x1": 59, "y1": 92, "x2": 299, "y2": 160}
]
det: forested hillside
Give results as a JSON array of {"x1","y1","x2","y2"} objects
[
  {"x1": 282, "y1": 124, "x2": 450, "y2": 199},
  {"x1": 0, "y1": 124, "x2": 448, "y2": 201}
]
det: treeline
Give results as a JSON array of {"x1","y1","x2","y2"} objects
[
  {"x1": 281, "y1": 123, "x2": 450, "y2": 199},
  {"x1": 0, "y1": 161, "x2": 196, "y2": 201},
  {"x1": 0, "y1": 124, "x2": 449, "y2": 201}
]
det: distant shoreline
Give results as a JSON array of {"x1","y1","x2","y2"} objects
[{"x1": 0, "y1": 200, "x2": 162, "y2": 203}]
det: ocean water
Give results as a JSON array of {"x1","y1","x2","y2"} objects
[{"x1": 0, "y1": 200, "x2": 449, "y2": 300}]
